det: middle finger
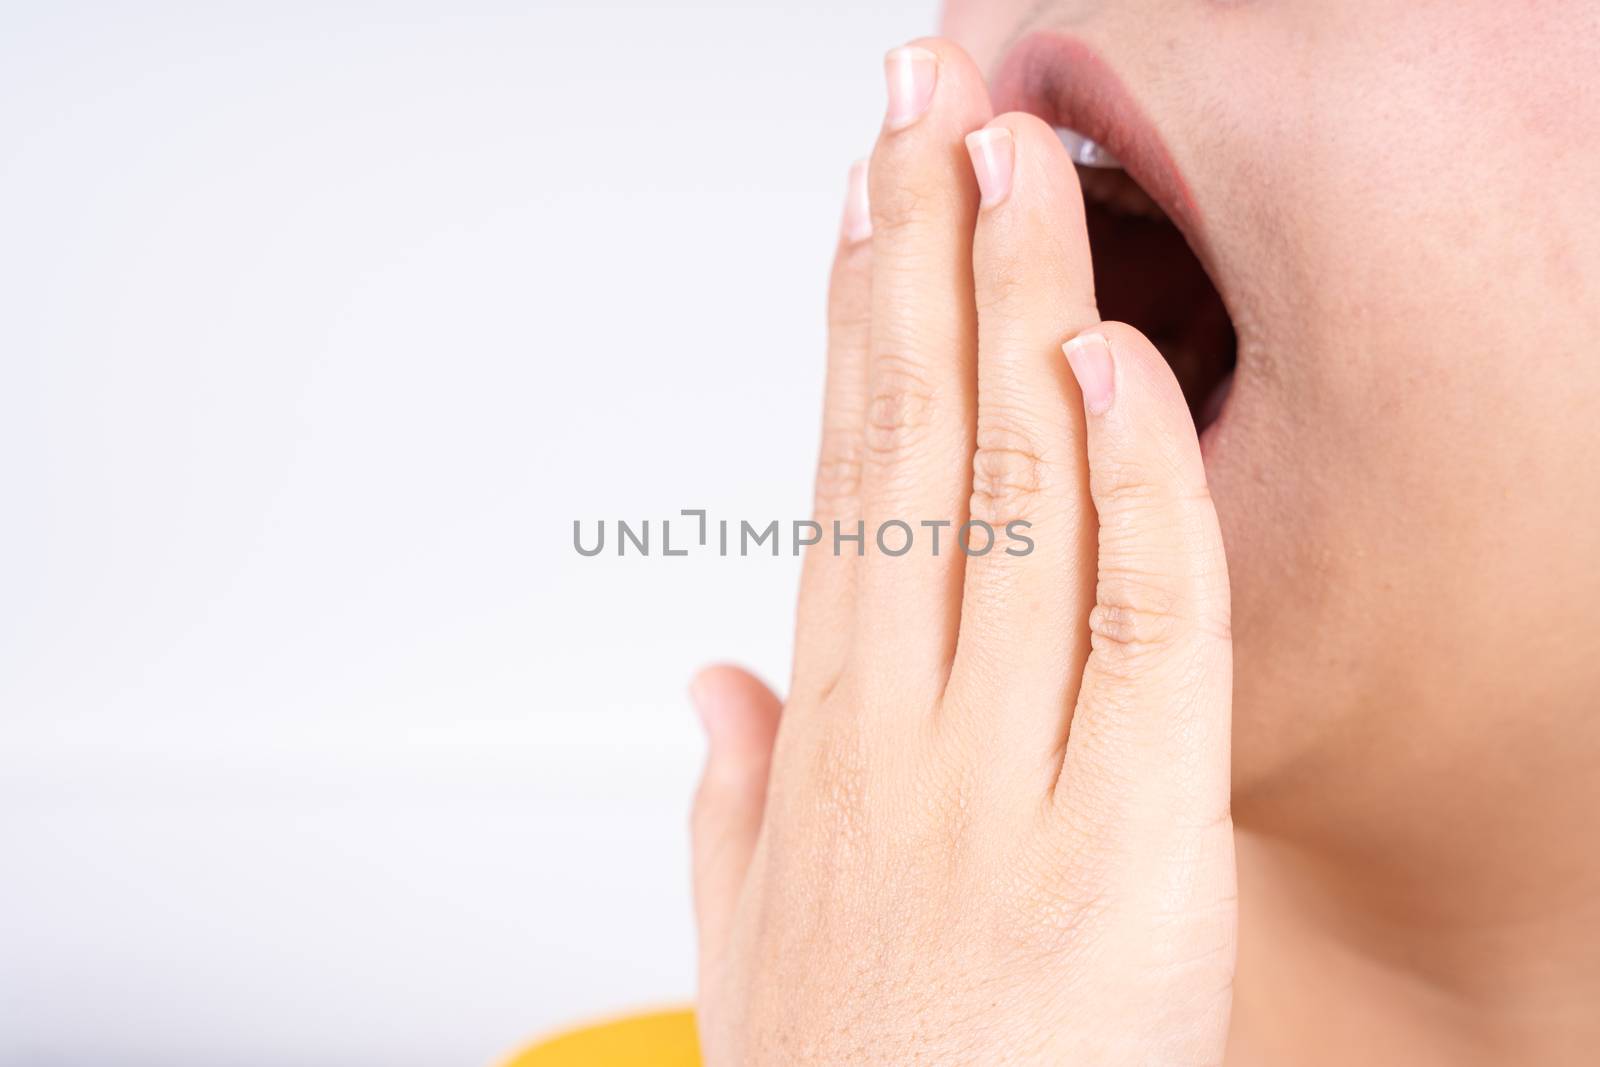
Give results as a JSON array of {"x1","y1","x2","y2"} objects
[{"x1": 857, "y1": 39, "x2": 993, "y2": 702}]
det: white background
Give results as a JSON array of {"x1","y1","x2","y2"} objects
[{"x1": 0, "y1": 2, "x2": 931, "y2": 1063}]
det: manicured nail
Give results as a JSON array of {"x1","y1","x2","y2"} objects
[
  {"x1": 884, "y1": 46, "x2": 938, "y2": 130},
  {"x1": 1064, "y1": 332, "x2": 1116, "y2": 415},
  {"x1": 841, "y1": 159, "x2": 872, "y2": 243},
  {"x1": 965, "y1": 127, "x2": 1014, "y2": 207}
]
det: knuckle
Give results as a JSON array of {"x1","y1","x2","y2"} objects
[
  {"x1": 996, "y1": 882, "x2": 1102, "y2": 964},
  {"x1": 1088, "y1": 474, "x2": 1232, "y2": 658},
  {"x1": 804, "y1": 720, "x2": 873, "y2": 854},
  {"x1": 996, "y1": 830, "x2": 1118, "y2": 962},
  {"x1": 973, "y1": 254, "x2": 1030, "y2": 316},
  {"x1": 1090, "y1": 457, "x2": 1184, "y2": 511},
  {"x1": 1087, "y1": 572, "x2": 1231, "y2": 680},
  {"x1": 863, "y1": 355, "x2": 935, "y2": 461},
  {"x1": 968, "y1": 419, "x2": 1048, "y2": 528},
  {"x1": 812, "y1": 428, "x2": 864, "y2": 515},
  {"x1": 868, "y1": 173, "x2": 948, "y2": 235},
  {"x1": 1090, "y1": 568, "x2": 1205, "y2": 657},
  {"x1": 1089, "y1": 594, "x2": 1184, "y2": 656},
  {"x1": 826, "y1": 267, "x2": 871, "y2": 338},
  {"x1": 905, "y1": 744, "x2": 979, "y2": 849}
]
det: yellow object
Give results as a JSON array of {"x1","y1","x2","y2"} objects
[{"x1": 502, "y1": 1009, "x2": 701, "y2": 1067}]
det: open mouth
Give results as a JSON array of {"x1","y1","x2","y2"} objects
[
  {"x1": 1070, "y1": 147, "x2": 1236, "y2": 432},
  {"x1": 992, "y1": 35, "x2": 1239, "y2": 437}
]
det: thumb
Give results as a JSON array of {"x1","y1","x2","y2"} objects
[{"x1": 689, "y1": 664, "x2": 782, "y2": 972}]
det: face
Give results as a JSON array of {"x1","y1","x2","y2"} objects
[{"x1": 941, "y1": 1, "x2": 1600, "y2": 843}]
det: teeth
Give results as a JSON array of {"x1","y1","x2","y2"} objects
[{"x1": 1055, "y1": 126, "x2": 1122, "y2": 169}]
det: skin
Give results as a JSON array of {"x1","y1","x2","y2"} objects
[{"x1": 690, "y1": 3, "x2": 1600, "y2": 1063}]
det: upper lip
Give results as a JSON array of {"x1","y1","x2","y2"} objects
[{"x1": 990, "y1": 32, "x2": 1209, "y2": 260}]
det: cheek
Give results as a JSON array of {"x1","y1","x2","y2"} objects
[{"x1": 1217, "y1": 201, "x2": 1600, "y2": 800}]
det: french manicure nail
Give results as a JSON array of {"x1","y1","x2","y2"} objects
[
  {"x1": 1064, "y1": 332, "x2": 1116, "y2": 415},
  {"x1": 841, "y1": 159, "x2": 872, "y2": 243},
  {"x1": 965, "y1": 127, "x2": 1014, "y2": 207},
  {"x1": 884, "y1": 46, "x2": 938, "y2": 130}
]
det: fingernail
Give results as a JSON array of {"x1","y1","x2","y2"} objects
[
  {"x1": 965, "y1": 127, "x2": 1014, "y2": 207},
  {"x1": 1064, "y1": 332, "x2": 1116, "y2": 415},
  {"x1": 884, "y1": 46, "x2": 938, "y2": 130},
  {"x1": 841, "y1": 159, "x2": 872, "y2": 243}
]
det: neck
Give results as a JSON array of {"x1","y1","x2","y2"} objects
[{"x1": 1225, "y1": 816, "x2": 1600, "y2": 1066}]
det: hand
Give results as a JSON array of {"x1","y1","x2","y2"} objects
[{"x1": 690, "y1": 38, "x2": 1235, "y2": 1065}]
